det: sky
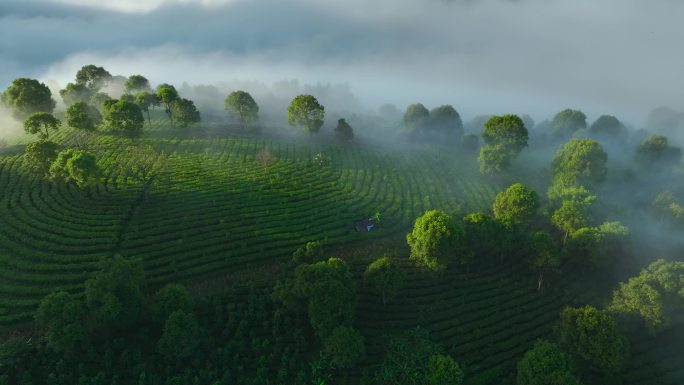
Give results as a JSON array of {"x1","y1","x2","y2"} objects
[{"x1": 2, "y1": 0, "x2": 684, "y2": 125}]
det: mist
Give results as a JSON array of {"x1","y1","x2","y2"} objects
[{"x1": 2, "y1": 0, "x2": 684, "y2": 127}]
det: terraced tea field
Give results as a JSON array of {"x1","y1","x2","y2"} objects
[{"x1": 0, "y1": 121, "x2": 500, "y2": 329}]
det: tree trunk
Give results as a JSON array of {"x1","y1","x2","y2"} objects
[
  {"x1": 563, "y1": 230, "x2": 569, "y2": 245},
  {"x1": 537, "y1": 270, "x2": 544, "y2": 291}
]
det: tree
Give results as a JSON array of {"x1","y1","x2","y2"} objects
[
  {"x1": 550, "y1": 109, "x2": 586, "y2": 140},
  {"x1": 427, "y1": 354, "x2": 464, "y2": 385},
  {"x1": 373, "y1": 327, "x2": 448, "y2": 385},
  {"x1": 478, "y1": 144, "x2": 510, "y2": 174},
  {"x1": 552, "y1": 138, "x2": 607, "y2": 185},
  {"x1": 156, "y1": 83, "x2": 179, "y2": 125},
  {"x1": 124, "y1": 75, "x2": 151, "y2": 94},
  {"x1": 566, "y1": 227, "x2": 604, "y2": 270},
  {"x1": 23, "y1": 140, "x2": 59, "y2": 176},
  {"x1": 156, "y1": 310, "x2": 200, "y2": 360},
  {"x1": 1, "y1": 78, "x2": 55, "y2": 119},
  {"x1": 34, "y1": 291, "x2": 87, "y2": 353},
  {"x1": 551, "y1": 198, "x2": 595, "y2": 244},
  {"x1": 322, "y1": 325, "x2": 365, "y2": 369},
  {"x1": 492, "y1": 183, "x2": 539, "y2": 226},
  {"x1": 89, "y1": 92, "x2": 111, "y2": 111},
  {"x1": 364, "y1": 255, "x2": 405, "y2": 305},
  {"x1": 609, "y1": 259, "x2": 684, "y2": 335},
  {"x1": 59, "y1": 82, "x2": 93, "y2": 106},
  {"x1": 589, "y1": 115, "x2": 626, "y2": 139},
  {"x1": 84, "y1": 255, "x2": 145, "y2": 330},
  {"x1": 225, "y1": 90, "x2": 259, "y2": 128},
  {"x1": 291, "y1": 241, "x2": 324, "y2": 264},
  {"x1": 429, "y1": 105, "x2": 463, "y2": 138},
  {"x1": 103, "y1": 99, "x2": 144, "y2": 132},
  {"x1": 407, "y1": 210, "x2": 465, "y2": 273},
  {"x1": 134, "y1": 91, "x2": 159, "y2": 124},
  {"x1": 479, "y1": 115, "x2": 528, "y2": 174},
  {"x1": 462, "y1": 212, "x2": 506, "y2": 266},
  {"x1": 636, "y1": 135, "x2": 682, "y2": 167},
  {"x1": 482, "y1": 114, "x2": 529, "y2": 154},
  {"x1": 119, "y1": 144, "x2": 170, "y2": 200},
  {"x1": 154, "y1": 284, "x2": 193, "y2": 322},
  {"x1": 516, "y1": 340, "x2": 582, "y2": 385},
  {"x1": 49, "y1": 149, "x2": 102, "y2": 190},
  {"x1": 555, "y1": 306, "x2": 629, "y2": 374},
  {"x1": 334, "y1": 118, "x2": 354, "y2": 141},
  {"x1": 23, "y1": 112, "x2": 60, "y2": 140},
  {"x1": 404, "y1": 103, "x2": 429, "y2": 131},
  {"x1": 171, "y1": 98, "x2": 200, "y2": 127},
  {"x1": 66, "y1": 102, "x2": 102, "y2": 131},
  {"x1": 528, "y1": 231, "x2": 559, "y2": 291},
  {"x1": 287, "y1": 94, "x2": 325, "y2": 133},
  {"x1": 75, "y1": 64, "x2": 112, "y2": 91}
]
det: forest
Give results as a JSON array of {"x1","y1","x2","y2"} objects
[{"x1": 0, "y1": 61, "x2": 682, "y2": 385}]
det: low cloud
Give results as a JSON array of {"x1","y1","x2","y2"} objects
[{"x1": 2, "y1": 0, "x2": 684, "y2": 125}]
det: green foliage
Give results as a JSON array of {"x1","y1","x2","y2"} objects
[
  {"x1": 550, "y1": 109, "x2": 586, "y2": 140},
  {"x1": 225, "y1": 90, "x2": 259, "y2": 127},
  {"x1": 407, "y1": 210, "x2": 465, "y2": 272},
  {"x1": 35, "y1": 291, "x2": 87, "y2": 352},
  {"x1": 364, "y1": 255, "x2": 405, "y2": 305},
  {"x1": 171, "y1": 98, "x2": 201, "y2": 127},
  {"x1": 75, "y1": 65, "x2": 112, "y2": 91},
  {"x1": 23, "y1": 140, "x2": 59, "y2": 176},
  {"x1": 124, "y1": 75, "x2": 151, "y2": 94},
  {"x1": 462, "y1": 212, "x2": 506, "y2": 265},
  {"x1": 273, "y1": 258, "x2": 356, "y2": 338},
  {"x1": 66, "y1": 101, "x2": 102, "y2": 131},
  {"x1": 49, "y1": 149, "x2": 102, "y2": 189},
  {"x1": 652, "y1": 191, "x2": 684, "y2": 222},
  {"x1": 404, "y1": 103, "x2": 429, "y2": 130},
  {"x1": 23, "y1": 112, "x2": 60, "y2": 140},
  {"x1": 566, "y1": 227, "x2": 603, "y2": 269},
  {"x1": 589, "y1": 115, "x2": 625, "y2": 139},
  {"x1": 103, "y1": 99, "x2": 144, "y2": 132},
  {"x1": 429, "y1": 105, "x2": 463, "y2": 137},
  {"x1": 322, "y1": 325, "x2": 365, "y2": 369},
  {"x1": 154, "y1": 284, "x2": 194, "y2": 322},
  {"x1": 528, "y1": 231, "x2": 559, "y2": 290},
  {"x1": 551, "y1": 196, "x2": 596, "y2": 242},
  {"x1": 156, "y1": 83, "x2": 179, "y2": 124},
  {"x1": 334, "y1": 118, "x2": 354, "y2": 141},
  {"x1": 482, "y1": 114, "x2": 529, "y2": 154},
  {"x1": 372, "y1": 327, "x2": 446, "y2": 385},
  {"x1": 0, "y1": 337, "x2": 31, "y2": 368},
  {"x1": 291, "y1": 241, "x2": 323, "y2": 264},
  {"x1": 59, "y1": 82, "x2": 93, "y2": 106},
  {"x1": 478, "y1": 144, "x2": 510, "y2": 174},
  {"x1": 156, "y1": 310, "x2": 200, "y2": 360},
  {"x1": 555, "y1": 306, "x2": 629, "y2": 374},
  {"x1": 84, "y1": 255, "x2": 145, "y2": 330},
  {"x1": 636, "y1": 135, "x2": 682, "y2": 167},
  {"x1": 516, "y1": 340, "x2": 581, "y2": 385},
  {"x1": 492, "y1": 183, "x2": 539, "y2": 226},
  {"x1": 1, "y1": 78, "x2": 55, "y2": 119},
  {"x1": 427, "y1": 354, "x2": 464, "y2": 385},
  {"x1": 609, "y1": 259, "x2": 684, "y2": 335},
  {"x1": 287, "y1": 94, "x2": 325, "y2": 133},
  {"x1": 89, "y1": 92, "x2": 111, "y2": 110},
  {"x1": 552, "y1": 138, "x2": 607, "y2": 186}
]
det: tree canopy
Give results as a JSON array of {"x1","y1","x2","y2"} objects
[
  {"x1": 24, "y1": 112, "x2": 60, "y2": 140},
  {"x1": 124, "y1": 75, "x2": 151, "y2": 94},
  {"x1": 156, "y1": 310, "x2": 200, "y2": 360},
  {"x1": 225, "y1": 90, "x2": 259, "y2": 127},
  {"x1": 335, "y1": 118, "x2": 354, "y2": 141},
  {"x1": 23, "y1": 140, "x2": 59, "y2": 176},
  {"x1": 636, "y1": 135, "x2": 682, "y2": 167},
  {"x1": 60, "y1": 82, "x2": 93, "y2": 106},
  {"x1": 1, "y1": 78, "x2": 55, "y2": 119},
  {"x1": 75, "y1": 64, "x2": 112, "y2": 91},
  {"x1": 550, "y1": 109, "x2": 586, "y2": 140},
  {"x1": 407, "y1": 210, "x2": 465, "y2": 272},
  {"x1": 49, "y1": 149, "x2": 102, "y2": 190},
  {"x1": 66, "y1": 101, "x2": 102, "y2": 131},
  {"x1": 555, "y1": 306, "x2": 629, "y2": 374},
  {"x1": 516, "y1": 340, "x2": 581, "y2": 385},
  {"x1": 364, "y1": 255, "x2": 405, "y2": 305},
  {"x1": 287, "y1": 94, "x2": 325, "y2": 134},
  {"x1": 479, "y1": 115, "x2": 528, "y2": 174},
  {"x1": 589, "y1": 115, "x2": 626, "y2": 139},
  {"x1": 492, "y1": 183, "x2": 539, "y2": 226},
  {"x1": 322, "y1": 325, "x2": 366, "y2": 369},
  {"x1": 171, "y1": 98, "x2": 200, "y2": 127},
  {"x1": 552, "y1": 138, "x2": 608, "y2": 186},
  {"x1": 429, "y1": 105, "x2": 463, "y2": 137},
  {"x1": 34, "y1": 291, "x2": 87, "y2": 353},
  {"x1": 156, "y1": 83, "x2": 179, "y2": 124},
  {"x1": 103, "y1": 99, "x2": 145, "y2": 132},
  {"x1": 404, "y1": 103, "x2": 429, "y2": 130}
]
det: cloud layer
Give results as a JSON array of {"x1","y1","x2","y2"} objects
[{"x1": 2, "y1": 0, "x2": 684, "y2": 124}]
